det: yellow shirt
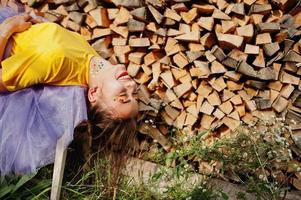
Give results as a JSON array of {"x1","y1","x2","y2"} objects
[{"x1": 1, "y1": 22, "x2": 98, "y2": 91}]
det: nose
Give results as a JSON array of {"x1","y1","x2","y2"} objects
[{"x1": 125, "y1": 78, "x2": 137, "y2": 88}]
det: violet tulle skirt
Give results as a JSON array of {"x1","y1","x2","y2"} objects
[
  {"x1": 0, "y1": 7, "x2": 88, "y2": 175},
  {"x1": 0, "y1": 86, "x2": 88, "y2": 175}
]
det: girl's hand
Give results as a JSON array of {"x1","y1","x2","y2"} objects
[{"x1": 0, "y1": 13, "x2": 32, "y2": 39}]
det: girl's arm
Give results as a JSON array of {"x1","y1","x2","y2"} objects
[{"x1": 0, "y1": 14, "x2": 32, "y2": 66}]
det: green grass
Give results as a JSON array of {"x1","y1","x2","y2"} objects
[{"x1": 0, "y1": 117, "x2": 298, "y2": 199}]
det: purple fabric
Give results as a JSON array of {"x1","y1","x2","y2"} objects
[
  {"x1": 0, "y1": 86, "x2": 88, "y2": 175},
  {"x1": 0, "y1": 7, "x2": 88, "y2": 175}
]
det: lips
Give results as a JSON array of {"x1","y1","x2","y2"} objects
[{"x1": 117, "y1": 71, "x2": 131, "y2": 80}]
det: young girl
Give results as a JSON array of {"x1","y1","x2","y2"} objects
[{"x1": 0, "y1": 6, "x2": 138, "y2": 178}]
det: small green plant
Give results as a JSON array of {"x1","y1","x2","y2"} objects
[
  {"x1": 143, "y1": 117, "x2": 296, "y2": 199},
  {"x1": 0, "y1": 167, "x2": 52, "y2": 200}
]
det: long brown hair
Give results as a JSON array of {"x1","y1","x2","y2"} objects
[{"x1": 73, "y1": 105, "x2": 137, "y2": 191}]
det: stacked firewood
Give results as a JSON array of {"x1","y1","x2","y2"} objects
[{"x1": 3, "y1": 0, "x2": 301, "y2": 188}]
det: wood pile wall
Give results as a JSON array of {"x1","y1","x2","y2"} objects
[{"x1": 2, "y1": 0, "x2": 301, "y2": 190}]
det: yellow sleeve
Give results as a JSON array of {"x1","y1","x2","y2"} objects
[{"x1": 1, "y1": 22, "x2": 98, "y2": 91}]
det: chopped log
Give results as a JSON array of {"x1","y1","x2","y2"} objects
[
  {"x1": 250, "y1": 13, "x2": 264, "y2": 24},
  {"x1": 236, "y1": 24, "x2": 254, "y2": 41},
  {"x1": 263, "y1": 42, "x2": 280, "y2": 57},
  {"x1": 212, "y1": 8, "x2": 231, "y2": 20},
  {"x1": 200, "y1": 114, "x2": 215, "y2": 129},
  {"x1": 92, "y1": 28, "x2": 111, "y2": 39},
  {"x1": 232, "y1": 3, "x2": 245, "y2": 15},
  {"x1": 148, "y1": 5, "x2": 163, "y2": 24},
  {"x1": 254, "y1": 98, "x2": 272, "y2": 110},
  {"x1": 129, "y1": 38, "x2": 150, "y2": 47},
  {"x1": 173, "y1": 82, "x2": 192, "y2": 97},
  {"x1": 280, "y1": 84, "x2": 295, "y2": 99},
  {"x1": 222, "y1": 56, "x2": 238, "y2": 69},
  {"x1": 205, "y1": 50, "x2": 216, "y2": 63},
  {"x1": 280, "y1": 71, "x2": 300, "y2": 85},
  {"x1": 171, "y1": 68, "x2": 187, "y2": 80},
  {"x1": 128, "y1": 18, "x2": 145, "y2": 32},
  {"x1": 130, "y1": 7, "x2": 146, "y2": 21},
  {"x1": 83, "y1": 1, "x2": 97, "y2": 13},
  {"x1": 189, "y1": 67, "x2": 204, "y2": 78},
  {"x1": 207, "y1": 90, "x2": 221, "y2": 106},
  {"x1": 110, "y1": 0, "x2": 143, "y2": 8},
  {"x1": 213, "y1": 108, "x2": 225, "y2": 120},
  {"x1": 69, "y1": 11, "x2": 85, "y2": 25},
  {"x1": 222, "y1": 89, "x2": 235, "y2": 101},
  {"x1": 216, "y1": 33, "x2": 244, "y2": 49},
  {"x1": 174, "y1": 31, "x2": 200, "y2": 42},
  {"x1": 127, "y1": 62, "x2": 140, "y2": 77},
  {"x1": 235, "y1": 105, "x2": 246, "y2": 117},
  {"x1": 211, "y1": 45, "x2": 226, "y2": 62},
  {"x1": 222, "y1": 117, "x2": 240, "y2": 130},
  {"x1": 173, "y1": 52, "x2": 189, "y2": 68},
  {"x1": 112, "y1": 38, "x2": 127, "y2": 46},
  {"x1": 180, "y1": 7, "x2": 197, "y2": 24},
  {"x1": 268, "y1": 81, "x2": 283, "y2": 91},
  {"x1": 200, "y1": 100, "x2": 215, "y2": 115},
  {"x1": 192, "y1": 4, "x2": 215, "y2": 14},
  {"x1": 257, "y1": 67, "x2": 277, "y2": 80},
  {"x1": 245, "y1": 100, "x2": 257, "y2": 111},
  {"x1": 237, "y1": 90, "x2": 252, "y2": 101},
  {"x1": 252, "y1": 49, "x2": 265, "y2": 68},
  {"x1": 164, "y1": 105, "x2": 180, "y2": 120},
  {"x1": 219, "y1": 101, "x2": 233, "y2": 114},
  {"x1": 227, "y1": 81, "x2": 244, "y2": 91},
  {"x1": 228, "y1": 110, "x2": 240, "y2": 121},
  {"x1": 186, "y1": 51, "x2": 203, "y2": 63},
  {"x1": 85, "y1": 14, "x2": 97, "y2": 29},
  {"x1": 44, "y1": 11, "x2": 64, "y2": 22},
  {"x1": 250, "y1": 3, "x2": 272, "y2": 15},
  {"x1": 270, "y1": 89, "x2": 279, "y2": 104},
  {"x1": 184, "y1": 113, "x2": 197, "y2": 127},
  {"x1": 211, "y1": 61, "x2": 227, "y2": 74},
  {"x1": 230, "y1": 95, "x2": 242, "y2": 105},
  {"x1": 244, "y1": 44, "x2": 259, "y2": 54},
  {"x1": 66, "y1": 20, "x2": 81, "y2": 32},
  {"x1": 164, "y1": 8, "x2": 181, "y2": 21},
  {"x1": 200, "y1": 32, "x2": 216, "y2": 48},
  {"x1": 89, "y1": 7, "x2": 110, "y2": 27},
  {"x1": 80, "y1": 27, "x2": 92, "y2": 41},
  {"x1": 185, "y1": 104, "x2": 197, "y2": 118},
  {"x1": 139, "y1": 122, "x2": 171, "y2": 151},
  {"x1": 255, "y1": 33, "x2": 272, "y2": 44},
  {"x1": 256, "y1": 22, "x2": 280, "y2": 33},
  {"x1": 107, "y1": 8, "x2": 119, "y2": 20},
  {"x1": 246, "y1": 80, "x2": 267, "y2": 89},
  {"x1": 110, "y1": 24, "x2": 129, "y2": 38},
  {"x1": 283, "y1": 50, "x2": 301, "y2": 63},
  {"x1": 174, "y1": 112, "x2": 186, "y2": 129},
  {"x1": 272, "y1": 96, "x2": 289, "y2": 113},
  {"x1": 209, "y1": 77, "x2": 226, "y2": 92},
  {"x1": 128, "y1": 52, "x2": 145, "y2": 64},
  {"x1": 160, "y1": 71, "x2": 175, "y2": 89},
  {"x1": 232, "y1": 15, "x2": 250, "y2": 26},
  {"x1": 197, "y1": 17, "x2": 214, "y2": 31},
  {"x1": 221, "y1": 20, "x2": 237, "y2": 34},
  {"x1": 236, "y1": 60, "x2": 257, "y2": 78}
]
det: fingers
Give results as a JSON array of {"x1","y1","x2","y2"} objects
[{"x1": 19, "y1": 13, "x2": 32, "y2": 22}]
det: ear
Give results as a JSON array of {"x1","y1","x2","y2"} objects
[{"x1": 87, "y1": 86, "x2": 99, "y2": 104}]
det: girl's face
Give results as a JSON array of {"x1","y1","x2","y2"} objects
[{"x1": 88, "y1": 63, "x2": 139, "y2": 119}]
